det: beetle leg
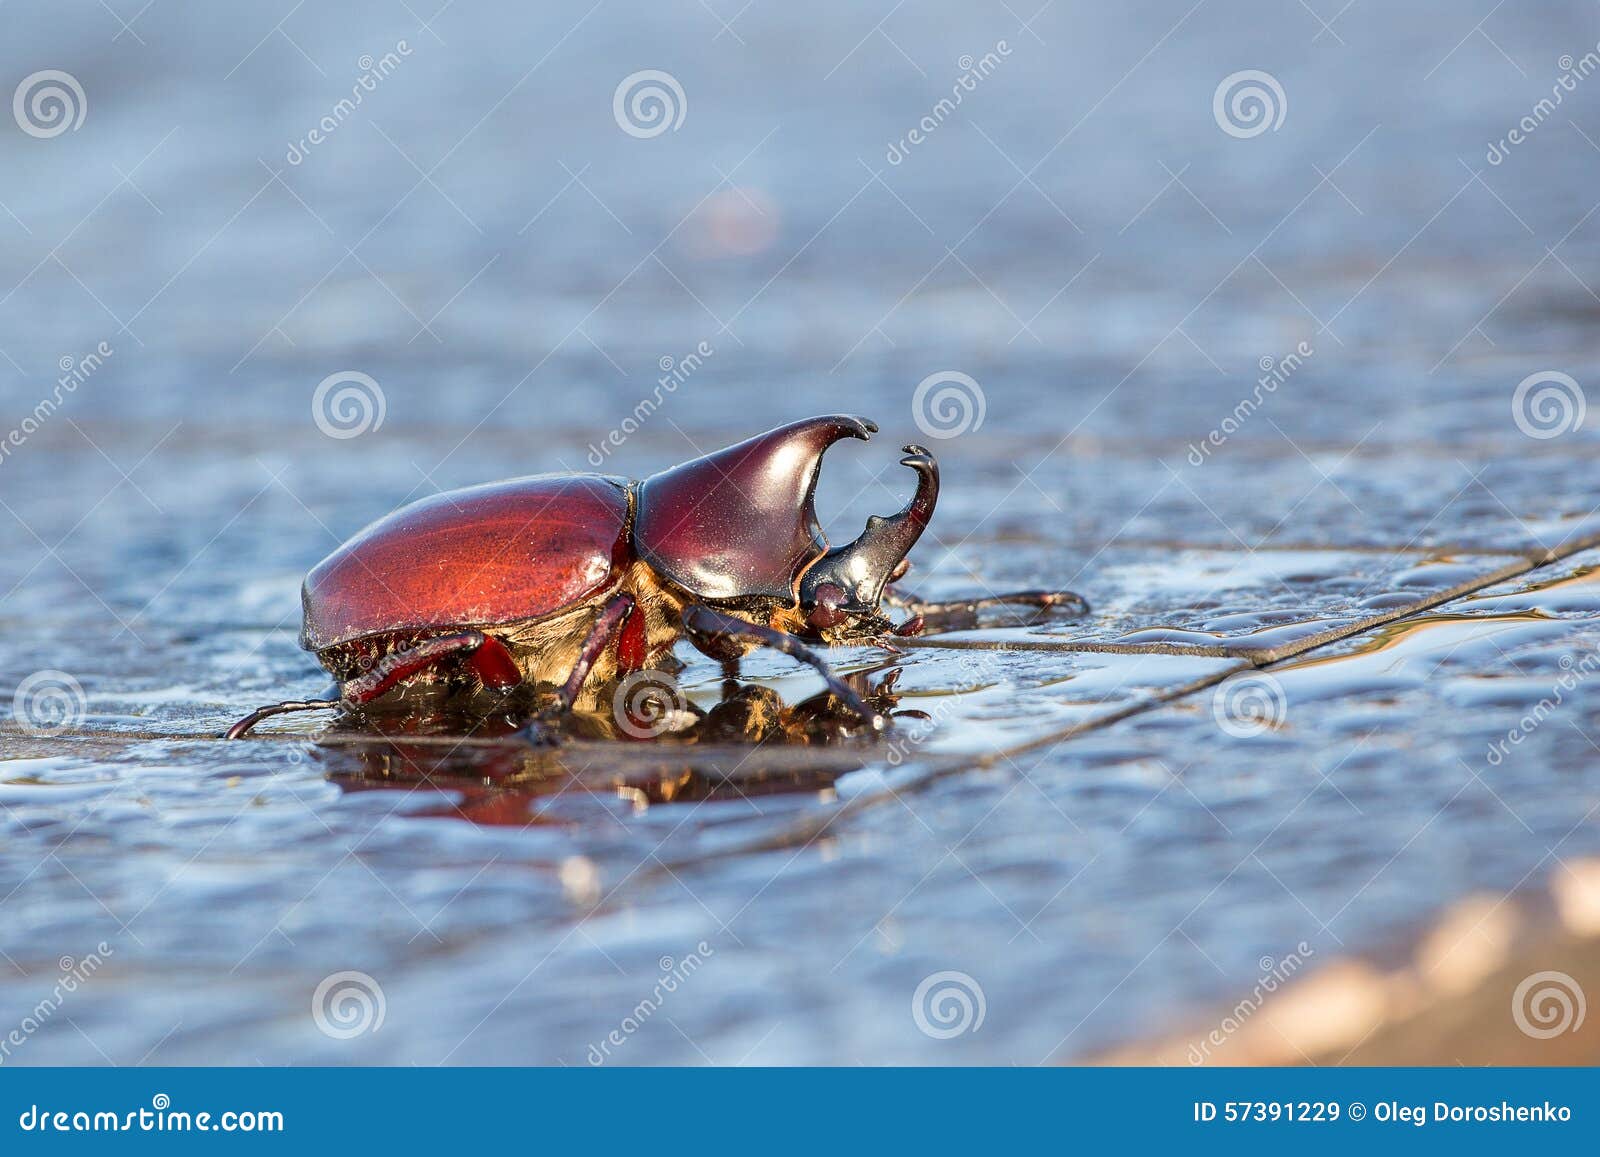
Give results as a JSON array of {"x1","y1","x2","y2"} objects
[
  {"x1": 554, "y1": 593, "x2": 636, "y2": 711},
  {"x1": 511, "y1": 594, "x2": 637, "y2": 745},
  {"x1": 890, "y1": 587, "x2": 1090, "y2": 634},
  {"x1": 224, "y1": 630, "x2": 522, "y2": 740},
  {"x1": 342, "y1": 630, "x2": 522, "y2": 704},
  {"x1": 224, "y1": 699, "x2": 340, "y2": 740},
  {"x1": 680, "y1": 604, "x2": 887, "y2": 731}
]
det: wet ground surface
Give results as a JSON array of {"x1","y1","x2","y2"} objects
[{"x1": 4, "y1": 2, "x2": 1600, "y2": 1063}]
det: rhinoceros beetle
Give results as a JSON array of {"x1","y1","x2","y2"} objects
[{"x1": 225, "y1": 414, "x2": 1087, "y2": 740}]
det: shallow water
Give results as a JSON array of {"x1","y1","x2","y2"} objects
[{"x1": 4, "y1": 2, "x2": 1600, "y2": 1064}]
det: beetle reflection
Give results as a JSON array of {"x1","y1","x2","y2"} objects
[
  {"x1": 314, "y1": 666, "x2": 925, "y2": 824},
  {"x1": 226, "y1": 415, "x2": 1086, "y2": 740}
]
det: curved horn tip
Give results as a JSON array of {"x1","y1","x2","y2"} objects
[{"x1": 790, "y1": 415, "x2": 877, "y2": 443}]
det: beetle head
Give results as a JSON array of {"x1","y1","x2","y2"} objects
[
  {"x1": 632, "y1": 415, "x2": 937, "y2": 639},
  {"x1": 797, "y1": 445, "x2": 938, "y2": 640}
]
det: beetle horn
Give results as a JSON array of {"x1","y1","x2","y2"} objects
[
  {"x1": 633, "y1": 415, "x2": 879, "y2": 602},
  {"x1": 800, "y1": 445, "x2": 939, "y2": 612}
]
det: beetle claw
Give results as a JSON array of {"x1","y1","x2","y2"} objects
[{"x1": 517, "y1": 716, "x2": 566, "y2": 747}]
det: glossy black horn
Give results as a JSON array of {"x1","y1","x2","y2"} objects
[{"x1": 800, "y1": 445, "x2": 939, "y2": 612}]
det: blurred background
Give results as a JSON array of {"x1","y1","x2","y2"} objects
[
  {"x1": 3, "y1": 1, "x2": 1600, "y2": 1065},
  {"x1": 4, "y1": 1, "x2": 1596, "y2": 448}
]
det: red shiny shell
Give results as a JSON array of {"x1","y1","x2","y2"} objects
[{"x1": 301, "y1": 475, "x2": 630, "y2": 652}]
